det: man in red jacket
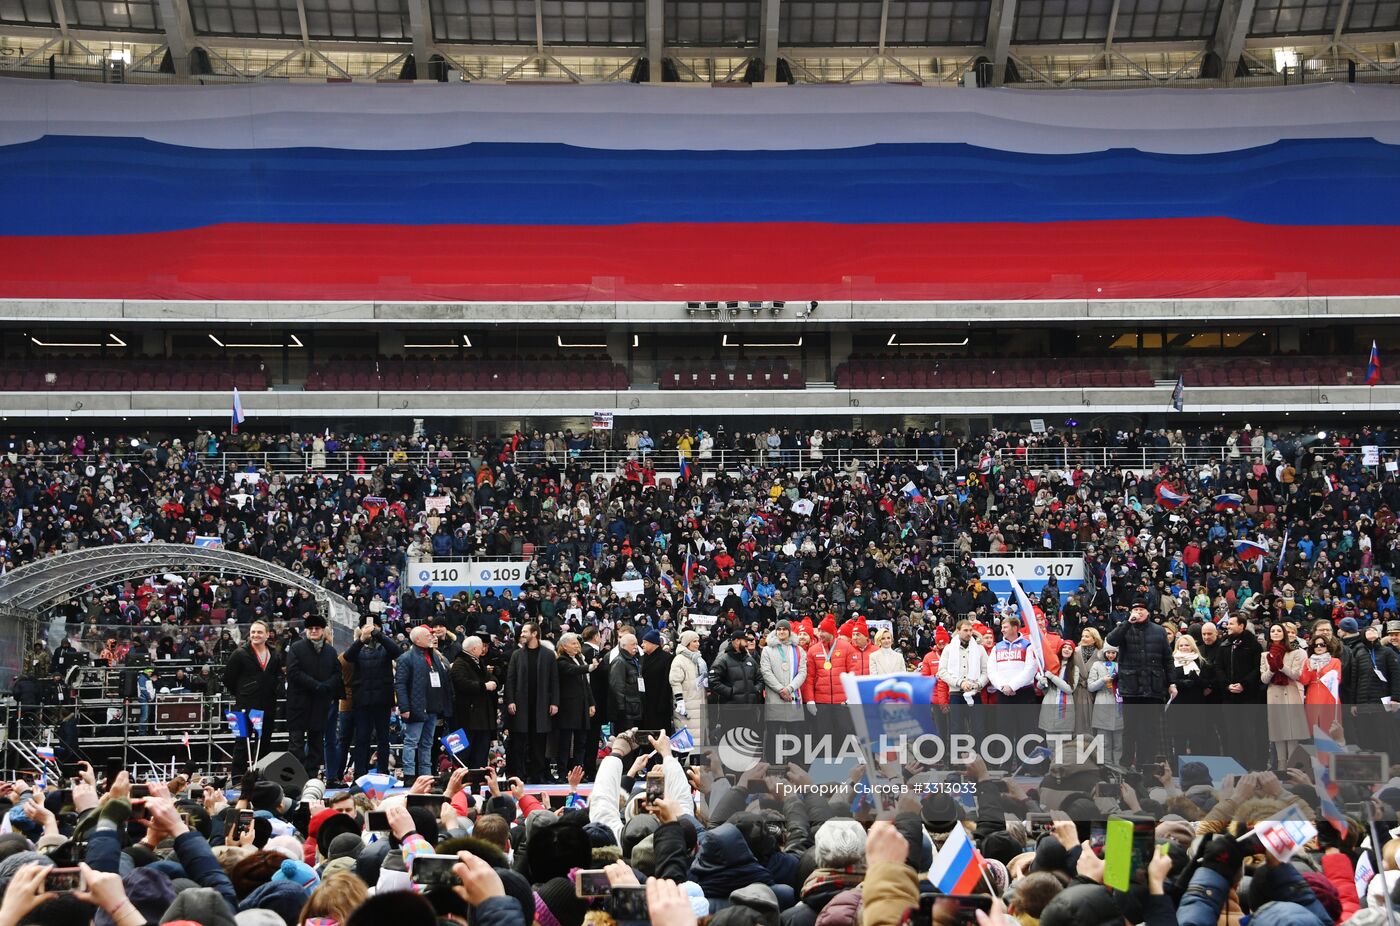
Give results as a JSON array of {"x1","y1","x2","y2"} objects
[
  {"x1": 842, "y1": 616, "x2": 874, "y2": 675},
  {"x1": 803, "y1": 615, "x2": 855, "y2": 704}
]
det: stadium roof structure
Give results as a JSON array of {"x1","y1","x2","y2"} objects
[
  {"x1": 0, "y1": 542, "x2": 361, "y2": 641},
  {"x1": 0, "y1": 0, "x2": 1398, "y2": 86}
]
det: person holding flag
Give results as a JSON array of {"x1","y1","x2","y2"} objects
[
  {"x1": 222, "y1": 618, "x2": 281, "y2": 775},
  {"x1": 1104, "y1": 599, "x2": 1170, "y2": 769}
]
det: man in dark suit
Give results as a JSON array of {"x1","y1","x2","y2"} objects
[
  {"x1": 504, "y1": 623, "x2": 559, "y2": 782},
  {"x1": 284, "y1": 615, "x2": 340, "y2": 778},
  {"x1": 451, "y1": 634, "x2": 500, "y2": 770}
]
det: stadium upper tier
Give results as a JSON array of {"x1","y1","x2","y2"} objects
[{"x1": 4, "y1": 80, "x2": 1400, "y2": 306}]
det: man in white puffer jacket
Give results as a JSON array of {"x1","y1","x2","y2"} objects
[{"x1": 937, "y1": 619, "x2": 988, "y2": 739}]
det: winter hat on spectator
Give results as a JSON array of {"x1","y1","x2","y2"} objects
[
  {"x1": 1340, "y1": 617, "x2": 1361, "y2": 633},
  {"x1": 483, "y1": 794, "x2": 517, "y2": 823},
  {"x1": 234, "y1": 911, "x2": 283, "y2": 926},
  {"x1": 96, "y1": 867, "x2": 175, "y2": 926},
  {"x1": 325, "y1": 833, "x2": 364, "y2": 863},
  {"x1": 629, "y1": 833, "x2": 656, "y2": 874},
  {"x1": 678, "y1": 630, "x2": 700, "y2": 649},
  {"x1": 1180, "y1": 762, "x2": 1213, "y2": 790},
  {"x1": 920, "y1": 793, "x2": 962, "y2": 834},
  {"x1": 162, "y1": 887, "x2": 238, "y2": 926},
  {"x1": 270, "y1": 858, "x2": 320, "y2": 892},
  {"x1": 620, "y1": 814, "x2": 658, "y2": 858},
  {"x1": 306, "y1": 809, "x2": 342, "y2": 860},
  {"x1": 352, "y1": 839, "x2": 391, "y2": 885},
  {"x1": 405, "y1": 806, "x2": 439, "y2": 847},
  {"x1": 1039, "y1": 883, "x2": 1123, "y2": 926},
  {"x1": 248, "y1": 782, "x2": 285, "y2": 814},
  {"x1": 0, "y1": 851, "x2": 51, "y2": 894},
  {"x1": 1300, "y1": 871, "x2": 1342, "y2": 923},
  {"x1": 981, "y1": 831, "x2": 1023, "y2": 868},
  {"x1": 345, "y1": 888, "x2": 437, "y2": 926},
  {"x1": 818, "y1": 615, "x2": 838, "y2": 637},
  {"x1": 312, "y1": 814, "x2": 361, "y2": 858},
  {"x1": 582, "y1": 822, "x2": 617, "y2": 849},
  {"x1": 239, "y1": 879, "x2": 310, "y2": 926},
  {"x1": 265, "y1": 836, "x2": 304, "y2": 862},
  {"x1": 523, "y1": 809, "x2": 557, "y2": 843},
  {"x1": 813, "y1": 819, "x2": 865, "y2": 869},
  {"x1": 642, "y1": 629, "x2": 663, "y2": 646},
  {"x1": 728, "y1": 884, "x2": 781, "y2": 926},
  {"x1": 529, "y1": 822, "x2": 593, "y2": 883},
  {"x1": 934, "y1": 625, "x2": 951, "y2": 647},
  {"x1": 533, "y1": 876, "x2": 590, "y2": 926}
]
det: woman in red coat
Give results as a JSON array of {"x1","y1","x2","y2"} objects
[{"x1": 1300, "y1": 633, "x2": 1343, "y2": 735}]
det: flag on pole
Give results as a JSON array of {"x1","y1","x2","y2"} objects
[
  {"x1": 1311, "y1": 753, "x2": 1348, "y2": 839},
  {"x1": 440, "y1": 729, "x2": 470, "y2": 755},
  {"x1": 1103, "y1": 564, "x2": 1114, "y2": 606},
  {"x1": 678, "y1": 452, "x2": 692, "y2": 482},
  {"x1": 231, "y1": 387, "x2": 246, "y2": 433},
  {"x1": 928, "y1": 823, "x2": 987, "y2": 895},
  {"x1": 35, "y1": 745, "x2": 55, "y2": 762},
  {"x1": 1213, "y1": 493, "x2": 1244, "y2": 511},
  {"x1": 1008, "y1": 575, "x2": 1046, "y2": 671},
  {"x1": 225, "y1": 710, "x2": 249, "y2": 737},
  {"x1": 1171, "y1": 374, "x2": 1185, "y2": 411},
  {"x1": 355, "y1": 773, "x2": 396, "y2": 799},
  {"x1": 1313, "y1": 724, "x2": 1345, "y2": 755},
  {"x1": 1356, "y1": 852, "x2": 1377, "y2": 902},
  {"x1": 183, "y1": 731, "x2": 191, "y2": 749},
  {"x1": 1276, "y1": 528, "x2": 1290, "y2": 576},
  {"x1": 1250, "y1": 805, "x2": 1317, "y2": 863},
  {"x1": 1154, "y1": 483, "x2": 1189, "y2": 509},
  {"x1": 1366, "y1": 340, "x2": 1381, "y2": 386},
  {"x1": 1235, "y1": 539, "x2": 1270, "y2": 563},
  {"x1": 248, "y1": 709, "x2": 265, "y2": 734}
]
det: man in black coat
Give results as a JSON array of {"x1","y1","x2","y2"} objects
[
  {"x1": 639, "y1": 630, "x2": 674, "y2": 734},
  {"x1": 582, "y1": 625, "x2": 607, "y2": 778},
  {"x1": 1213, "y1": 612, "x2": 1266, "y2": 769},
  {"x1": 709, "y1": 631, "x2": 763, "y2": 705},
  {"x1": 343, "y1": 620, "x2": 403, "y2": 778},
  {"x1": 284, "y1": 615, "x2": 340, "y2": 778},
  {"x1": 608, "y1": 633, "x2": 644, "y2": 731},
  {"x1": 222, "y1": 619, "x2": 283, "y2": 775},
  {"x1": 451, "y1": 635, "x2": 499, "y2": 769},
  {"x1": 504, "y1": 622, "x2": 559, "y2": 782},
  {"x1": 1348, "y1": 623, "x2": 1400, "y2": 756},
  {"x1": 1105, "y1": 600, "x2": 1171, "y2": 769}
]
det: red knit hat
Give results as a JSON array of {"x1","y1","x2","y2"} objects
[
  {"x1": 934, "y1": 626, "x2": 951, "y2": 647},
  {"x1": 818, "y1": 615, "x2": 838, "y2": 636},
  {"x1": 971, "y1": 622, "x2": 992, "y2": 638}
]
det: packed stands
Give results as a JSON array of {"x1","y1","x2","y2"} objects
[{"x1": 303, "y1": 354, "x2": 628, "y2": 391}]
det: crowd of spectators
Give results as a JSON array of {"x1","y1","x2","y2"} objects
[{"x1": 4, "y1": 421, "x2": 1400, "y2": 925}]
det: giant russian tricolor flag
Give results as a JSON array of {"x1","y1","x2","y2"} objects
[{"x1": 6, "y1": 81, "x2": 1400, "y2": 302}]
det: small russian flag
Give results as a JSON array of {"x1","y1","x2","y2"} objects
[
  {"x1": 1366, "y1": 340, "x2": 1381, "y2": 386},
  {"x1": 355, "y1": 773, "x2": 396, "y2": 799},
  {"x1": 231, "y1": 387, "x2": 246, "y2": 433},
  {"x1": 35, "y1": 745, "x2": 55, "y2": 762},
  {"x1": 1235, "y1": 539, "x2": 1270, "y2": 562},
  {"x1": 1155, "y1": 483, "x2": 1189, "y2": 510},
  {"x1": 928, "y1": 823, "x2": 986, "y2": 895},
  {"x1": 440, "y1": 729, "x2": 470, "y2": 754},
  {"x1": 678, "y1": 452, "x2": 692, "y2": 482},
  {"x1": 1214, "y1": 493, "x2": 1244, "y2": 511}
]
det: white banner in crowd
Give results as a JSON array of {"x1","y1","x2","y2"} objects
[
  {"x1": 611, "y1": 579, "x2": 645, "y2": 599},
  {"x1": 424, "y1": 495, "x2": 451, "y2": 512}
]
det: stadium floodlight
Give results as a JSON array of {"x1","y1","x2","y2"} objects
[
  {"x1": 706, "y1": 302, "x2": 720, "y2": 319},
  {"x1": 686, "y1": 302, "x2": 700, "y2": 317},
  {"x1": 770, "y1": 302, "x2": 784, "y2": 318},
  {"x1": 809, "y1": 300, "x2": 819, "y2": 315},
  {"x1": 727, "y1": 302, "x2": 740, "y2": 319},
  {"x1": 749, "y1": 302, "x2": 763, "y2": 318}
]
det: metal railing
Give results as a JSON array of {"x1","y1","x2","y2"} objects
[{"x1": 8, "y1": 443, "x2": 1395, "y2": 477}]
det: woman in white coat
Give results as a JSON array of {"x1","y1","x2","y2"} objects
[
  {"x1": 669, "y1": 630, "x2": 709, "y2": 745},
  {"x1": 809, "y1": 430, "x2": 824, "y2": 461},
  {"x1": 869, "y1": 627, "x2": 905, "y2": 674}
]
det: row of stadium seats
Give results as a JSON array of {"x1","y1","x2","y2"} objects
[
  {"x1": 659, "y1": 356, "x2": 806, "y2": 390},
  {"x1": 833, "y1": 355, "x2": 1154, "y2": 389},
  {"x1": 1178, "y1": 357, "x2": 1360, "y2": 387},
  {"x1": 0, "y1": 357, "x2": 268, "y2": 392},
  {"x1": 303, "y1": 355, "x2": 628, "y2": 391}
]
